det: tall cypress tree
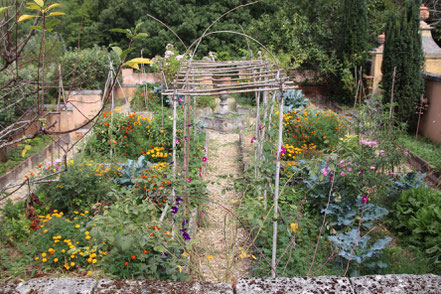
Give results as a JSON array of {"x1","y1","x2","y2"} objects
[
  {"x1": 334, "y1": 0, "x2": 369, "y2": 104},
  {"x1": 337, "y1": 0, "x2": 369, "y2": 66},
  {"x1": 381, "y1": 0, "x2": 424, "y2": 128}
]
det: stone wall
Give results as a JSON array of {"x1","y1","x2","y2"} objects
[
  {"x1": 421, "y1": 72, "x2": 441, "y2": 144},
  {"x1": 0, "y1": 134, "x2": 71, "y2": 191},
  {"x1": 121, "y1": 68, "x2": 160, "y2": 85},
  {"x1": 2, "y1": 274, "x2": 440, "y2": 294}
]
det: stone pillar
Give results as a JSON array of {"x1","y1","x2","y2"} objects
[
  {"x1": 368, "y1": 33, "x2": 385, "y2": 96},
  {"x1": 420, "y1": 4, "x2": 441, "y2": 74}
]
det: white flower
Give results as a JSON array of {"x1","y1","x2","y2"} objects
[{"x1": 164, "y1": 50, "x2": 174, "y2": 60}]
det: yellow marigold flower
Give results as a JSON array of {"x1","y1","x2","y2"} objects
[
  {"x1": 61, "y1": 249, "x2": 66, "y2": 253},
  {"x1": 43, "y1": 229, "x2": 48, "y2": 233},
  {"x1": 75, "y1": 225, "x2": 80, "y2": 228},
  {"x1": 85, "y1": 236, "x2": 91, "y2": 240},
  {"x1": 42, "y1": 258, "x2": 48, "y2": 262},
  {"x1": 34, "y1": 257, "x2": 39, "y2": 261},
  {"x1": 41, "y1": 253, "x2": 47, "y2": 257},
  {"x1": 53, "y1": 258, "x2": 59, "y2": 263},
  {"x1": 84, "y1": 231, "x2": 90, "y2": 235},
  {"x1": 92, "y1": 259, "x2": 97, "y2": 264},
  {"x1": 70, "y1": 262, "x2": 75, "y2": 267},
  {"x1": 87, "y1": 271, "x2": 92, "y2": 275},
  {"x1": 207, "y1": 255, "x2": 214, "y2": 260},
  {"x1": 84, "y1": 210, "x2": 89, "y2": 214}
]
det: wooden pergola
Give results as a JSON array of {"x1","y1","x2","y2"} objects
[{"x1": 162, "y1": 57, "x2": 297, "y2": 278}]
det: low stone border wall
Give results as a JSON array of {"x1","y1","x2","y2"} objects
[
  {"x1": 0, "y1": 134, "x2": 71, "y2": 190},
  {"x1": 2, "y1": 274, "x2": 440, "y2": 294}
]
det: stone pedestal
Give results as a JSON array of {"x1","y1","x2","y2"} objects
[
  {"x1": 215, "y1": 93, "x2": 230, "y2": 117},
  {"x1": 201, "y1": 113, "x2": 247, "y2": 132}
]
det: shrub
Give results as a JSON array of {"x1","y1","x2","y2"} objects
[
  {"x1": 85, "y1": 112, "x2": 154, "y2": 160},
  {"x1": 130, "y1": 83, "x2": 162, "y2": 112},
  {"x1": 29, "y1": 210, "x2": 99, "y2": 272},
  {"x1": 87, "y1": 193, "x2": 187, "y2": 279},
  {"x1": 60, "y1": 46, "x2": 109, "y2": 90},
  {"x1": 282, "y1": 109, "x2": 347, "y2": 161},
  {"x1": 394, "y1": 186, "x2": 441, "y2": 264},
  {"x1": 36, "y1": 159, "x2": 115, "y2": 215},
  {"x1": 0, "y1": 199, "x2": 32, "y2": 243},
  {"x1": 196, "y1": 96, "x2": 217, "y2": 111}
]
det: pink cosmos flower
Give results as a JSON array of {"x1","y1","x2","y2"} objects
[
  {"x1": 403, "y1": 150, "x2": 409, "y2": 156},
  {"x1": 281, "y1": 146, "x2": 286, "y2": 155},
  {"x1": 379, "y1": 150, "x2": 386, "y2": 157},
  {"x1": 251, "y1": 137, "x2": 255, "y2": 143},
  {"x1": 361, "y1": 195, "x2": 369, "y2": 203},
  {"x1": 187, "y1": 178, "x2": 192, "y2": 183},
  {"x1": 199, "y1": 173, "x2": 202, "y2": 177},
  {"x1": 340, "y1": 171, "x2": 346, "y2": 176},
  {"x1": 259, "y1": 125, "x2": 263, "y2": 131},
  {"x1": 370, "y1": 166, "x2": 376, "y2": 170},
  {"x1": 202, "y1": 156, "x2": 207, "y2": 162},
  {"x1": 347, "y1": 167, "x2": 352, "y2": 172}
]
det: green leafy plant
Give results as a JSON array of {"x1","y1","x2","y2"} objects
[
  {"x1": 394, "y1": 186, "x2": 441, "y2": 264},
  {"x1": 87, "y1": 192, "x2": 187, "y2": 279},
  {"x1": 282, "y1": 89, "x2": 308, "y2": 112},
  {"x1": 36, "y1": 158, "x2": 115, "y2": 215}
]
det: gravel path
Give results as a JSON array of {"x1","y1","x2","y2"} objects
[{"x1": 196, "y1": 130, "x2": 250, "y2": 283}]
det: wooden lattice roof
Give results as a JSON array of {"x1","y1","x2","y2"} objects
[{"x1": 162, "y1": 60, "x2": 297, "y2": 97}]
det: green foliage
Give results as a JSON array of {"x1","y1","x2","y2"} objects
[
  {"x1": 28, "y1": 210, "x2": 97, "y2": 271},
  {"x1": 237, "y1": 183, "x2": 341, "y2": 277},
  {"x1": 334, "y1": 0, "x2": 369, "y2": 103},
  {"x1": 282, "y1": 89, "x2": 308, "y2": 112},
  {"x1": 88, "y1": 192, "x2": 187, "y2": 279},
  {"x1": 0, "y1": 136, "x2": 52, "y2": 176},
  {"x1": 380, "y1": 246, "x2": 440, "y2": 275},
  {"x1": 381, "y1": 0, "x2": 424, "y2": 128},
  {"x1": 0, "y1": 200, "x2": 32, "y2": 244},
  {"x1": 60, "y1": 46, "x2": 109, "y2": 90},
  {"x1": 196, "y1": 96, "x2": 217, "y2": 111},
  {"x1": 283, "y1": 109, "x2": 347, "y2": 153},
  {"x1": 36, "y1": 159, "x2": 115, "y2": 214},
  {"x1": 398, "y1": 134, "x2": 441, "y2": 173},
  {"x1": 393, "y1": 187, "x2": 441, "y2": 264},
  {"x1": 130, "y1": 83, "x2": 162, "y2": 112}
]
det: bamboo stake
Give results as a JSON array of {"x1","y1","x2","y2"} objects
[
  {"x1": 271, "y1": 71, "x2": 284, "y2": 278},
  {"x1": 388, "y1": 67, "x2": 397, "y2": 137}
]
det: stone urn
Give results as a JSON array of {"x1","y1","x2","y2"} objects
[{"x1": 213, "y1": 76, "x2": 231, "y2": 117}]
